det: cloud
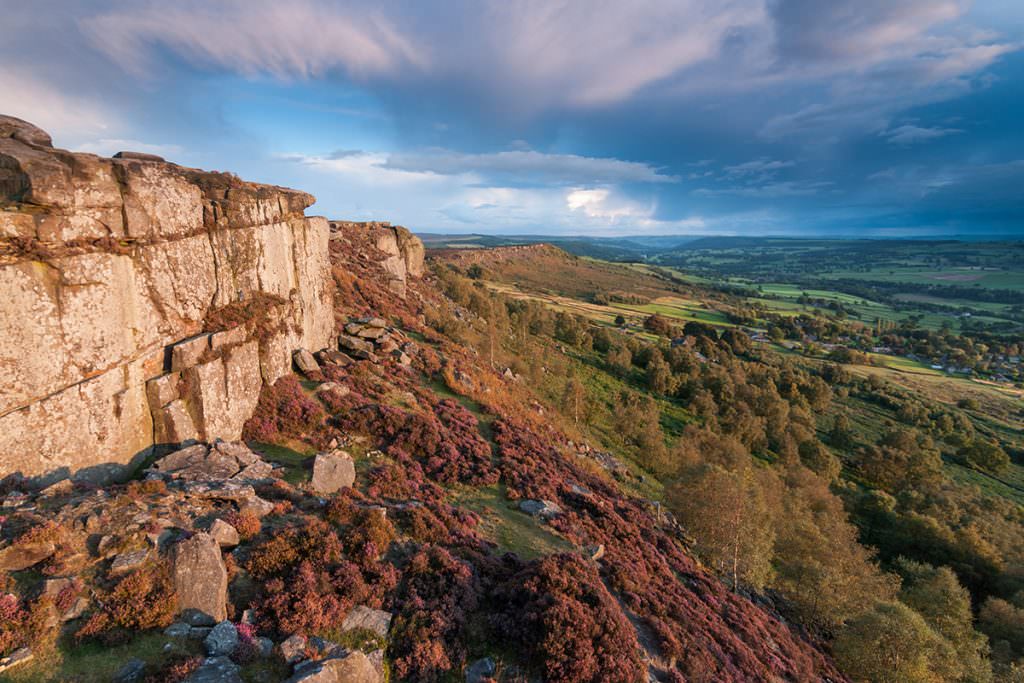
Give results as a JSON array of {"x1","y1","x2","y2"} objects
[
  {"x1": 0, "y1": 68, "x2": 115, "y2": 142},
  {"x1": 80, "y1": 0, "x2": 426, "y2": 80},
  {"x1": 881, "y1": 125, "x2": 963, "y2": 145},
  {"x1": 695, "y1": 180, "x2": 833, "y2": 198},
  {"x1": 382, "y1": 149, "x2": 678, "y2": 185},
  {"x1": 722, "y1": 158, "x2": 795, "y2": 179}
]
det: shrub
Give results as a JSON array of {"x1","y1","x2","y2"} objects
[
  {"x1": 223, "y1": 510, "x2": 261, "y2": 541},
  {"x1": 490, "y1": 554, "x2": 645, "y2": 683},
  {"x1": 77, "y1": 561, "x2": 177, "y2": 642},
  {"x1": 389, "y1": 546, "x2": 480, "y2": 681},
  {"x1": 245, "y1": 518, "x2": 343, "y2": 580},
  {"x1": 242, "y1": 376, "x2": 330, "y2": 447}
]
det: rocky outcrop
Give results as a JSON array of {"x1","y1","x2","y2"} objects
[
  {"x1": 0, "y1": 115, "x2": 334, "y2": 482},
  {"x1": 329, "y1": 220, "x2": 423, "y2": 297}
]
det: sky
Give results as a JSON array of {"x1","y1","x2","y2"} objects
[{"x1": 2, "y1": 0, "x2": 1023, "y2": 238}]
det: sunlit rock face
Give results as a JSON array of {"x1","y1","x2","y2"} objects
[{"x1": 0, "y1": 115, "x2": 334, "y2": 483}]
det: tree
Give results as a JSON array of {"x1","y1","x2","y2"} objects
[
  {"x1": 797, "y1": 440, "x2": 841, "y2": 482},
  {"x1": 645, "y1": 355, "x2": 674, "y2": 395},
  {"x1": 829, "y1": 414, "x2": 854, "y2": 450},
  {"x1": 614, "y1": 314, "x2": 626, "y2": 327},
  {"x1": 834, "y1": 601, "x2": 954, "y2": 683},
  {"x1": 561, "y1": 376, "x2": 590, "y2": 426},
  {"x1": 606, "y1": 346, "x2": 632, "y2": 377},
  {"x1": 959, "y1": 439, "x2": 1010, "y2": 475},
  {"x1": 668, "y1": 464, "x2": 775, "y2": 591},
  {"x1": 895, "y1": 559, "x2": 993, "y2": 682}
]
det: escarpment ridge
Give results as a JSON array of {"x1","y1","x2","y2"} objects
[{"x1": 0, "y1": 115, "x2": 338, "y2": 482}]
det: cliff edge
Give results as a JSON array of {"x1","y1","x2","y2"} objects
[{"x1": 0, "y1": 115, "x2": 335, "y2": 482}]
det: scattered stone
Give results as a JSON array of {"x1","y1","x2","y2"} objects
[
  {"x1": 341, "y1": 605, "x2": 392, "y2": 638},
  {"x1": 0, "y1": 648, "x2": 32, "y2": 674},
  {"x1": 208, "y1": 519, "x2": 240, "y2": 548},
  {"x1": 518, "y1": 499, "x2": 563, "y2": 519},
  {"x1": 318, "y1": 349, "x2": 354, "y2": 367},
  {"x1": 165, "y1": 622, "x2": 193, "y2": 638},
  {"x1": 152, "y1": 442, "x2": 274, "y2": 483},
  {"x1": 39, "y1": 479, "x2": 73, "y2": 498},
  {"x1": 584, "y1": 544, "x2": 605, "y2": 561},
  {"x1": 338, "y1": 334, "x2": 375, "y2": 356},
  {"x1": 256, "y1": 637, "x2": 274, "y2": 658},
  {"x1": 114, "y1": 658, "x2": 147, "y2": 682},
  {"x1": 391, "y1": 351, "x2": 412, "y2": 366},
  {"x1": 293, "y1": 349, "x2": 320, "y2": 376},
  {"x1": 310, "y1": 450, "x2": 356, "y2": 495},
  {"x1": 0, "y1": 541, "x2": 56, "y2": 571},
  {"x1": 110, "y1": 548, "x2": 149, "y2": 576},
  {"x1": 172, "y1": 533, "x2": 228, "y2": 625},
  {"x1": 358, "y1": 317, "x2": 388, "y2": 328},
  {"x1": 465, "y1": 657, "x2": 496, "y2": 683},
  {"x1": 280, "y1": 634, "x2": 308, "y2": 664},
  {"x1": 285, "y1": 651, "x2": 379, "y2": 683},
  {"x1": 205, "y1": 620, "x2": 239, "y2": 657},
  {"x1": 185, "y1": 656, "x2": 243, "y2": 683}
]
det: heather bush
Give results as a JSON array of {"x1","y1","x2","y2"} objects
[
  {"x1": 389, "y1": 546, "x2": 480, "y2": 681},
  {"x1": 491, "y1": 554, "x2": 645, "y2": 683},
  {"x1": 77, "y1": 561, "x2": 177, "y2": 642},
  {"x1": 245, "y1": 518, "x2": 342, "y2": 580},
  {"x1": 0, "y1": 593, "x2": 54, "y2": 656},
  {"x1": 223, "y1": 510, "x2": 261, "y2": 540},
  {"x1": 242, "y1": 376, "x2": 330, "y2": 447}
]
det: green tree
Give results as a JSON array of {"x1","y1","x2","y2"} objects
[
  {"x1": 897, "y1": 558, "x2": 992, "y2": 683},
  {"x1": 834, "y1": 601, "x2": 954, "y2": 683},
  {"x1": 668, "y1": 464, "x2": 776, "y2": 591},
  {"x1": 959, "y1": 439, "x2": 1010, "y2": 475}
]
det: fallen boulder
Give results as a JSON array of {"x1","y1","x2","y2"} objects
[
  {"x1": 310, "y1": 450, "x2": 356, "y2": 495},
  {"x1": 286, "y1": 651, "x2": 379, "y2": 683},
  {"x1": 172, "y1": 533, "x2": 227, "y2": 625}
]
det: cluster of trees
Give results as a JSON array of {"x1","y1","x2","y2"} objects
[{"x1": 431, "y1": 263, "x2": 1024, "y2": 682}]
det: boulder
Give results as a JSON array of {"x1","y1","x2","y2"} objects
[
  {"x1": 316, "y1": 349, "x2": 353, "y2": 367},
  {"x1": 0, "y1": 647, "x2": 33, "y2": 674},
  {"x1": 280, "y1": 634, "x2": 308, "y2": 664},
  {"x1": 357, "y1": 317, "x2": 388, "y2": 329},
  {"x1": 185, "y1": 656, "x2": 242, "y2": 683},
  {"x1": 286, "y1": 651, "x2": 379, "y2": 683},
  {"x1": 172, "y1": 533, "x2": 227, "y2": 625},
  {"x1": 109, "y1": 549, "x2": 150, "y2": 576},
  {"x1": 0, "y1": 541, "x2": 56, "y2": 571},
  {"x1": 310, "y1": 450, "x2": 356, "y2": 494},
  {"x1": 164, "y1": 622, "x2": 193, "y2": 638},
  {"x1": 341, "y1": 605, "x2": 392, "y2": 638},
  {"x1": 205, "y1": 620, "x2": 239, "y2": 656},
  {"x1": 114, "y1": 658, "x2": 147, "y2": 682},
  {"x1": 208, "y1": 519, "x2": 240, "y2": 548},
  {"x1": 518, "y1": 499, "x2": 562, "y2": 519},
  {"x1": 293, "y1": 349, "x2": 320, "y2": 376},
  {"x1": 338, "y1": 335, "x2": 375, "y2": 356}
]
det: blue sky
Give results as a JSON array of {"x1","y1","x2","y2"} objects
[{"x1": 2, "y1": 0, "x2": 1023, "y2": 237}]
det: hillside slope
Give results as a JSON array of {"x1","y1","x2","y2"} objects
[{"x1": 0, "y1": 219, "x2": 846, "y2": 681}]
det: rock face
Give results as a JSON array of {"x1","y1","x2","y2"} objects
[
  {"x1": 171, "y1": 532, "x2": 228, "y2": 625},
  {"x1": 0, "y1": 116, "x2": 334, "y2": 482},
  {"x1": 328, "y1": 220, "x2": 423, "y2": 298}
]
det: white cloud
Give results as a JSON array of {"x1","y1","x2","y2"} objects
[
  {"x1": 0, "y1": 68, "x2": 114, "y2": 142},
  {"x1": 881, "y1": 125, "x2": 963, "y2": 145},
  {"x1": 383, "y1": 149, "x2": 677, "y2": 185},
  {"x1": 80, "y1": 0, "x2": 426, "y2": 80}
]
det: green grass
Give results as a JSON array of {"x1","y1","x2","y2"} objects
[
  {"x1": 451, "y1": 483, "x2": 574, "y2": 560},
  {"x1": 248, "y1": 441, "x2": 314, "y2": 485},
  {"x1": 4, "y1": 633, "x2": 203, "y2": 683}
]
